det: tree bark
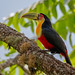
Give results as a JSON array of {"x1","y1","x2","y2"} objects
[{"x1": 0, "y1": 23, "x2": 75, "y2": 75}]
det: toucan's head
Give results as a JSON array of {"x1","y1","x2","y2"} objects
[
  {"x1": 21, "y1": 12, "x2": 50, "y2": 23},
  {"x1": 21, "y1": 12, "x2": 52, "y2": 31},
  {"x1": 21, "y1": 12, "x2": 52, "y2": 37}
]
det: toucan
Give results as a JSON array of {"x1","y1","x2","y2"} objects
[{"x1": 21, "y1": 12, "x2": 72, "y2": 66}]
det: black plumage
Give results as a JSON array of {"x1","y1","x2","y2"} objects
[{"x1": 41, "y1": 13, "x2": 72, "y2": 65}]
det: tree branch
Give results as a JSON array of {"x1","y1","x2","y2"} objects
[
  {"x1": 0, "y1": 54, "x2": 30, "y2": 75},
  {"x1": 0, "y1": 23, "x2": 75, "y2": 75},
  {"x1": 0, "y1": 58, "x2": 15, "y2": 72}
]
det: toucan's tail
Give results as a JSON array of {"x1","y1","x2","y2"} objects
[{"x1": 65, "y1": 54, "x2": 72, "y2": 66}]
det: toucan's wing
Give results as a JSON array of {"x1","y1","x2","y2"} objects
[{"x1": 42, "y1": 28, "x2": 66, "y2": 53}]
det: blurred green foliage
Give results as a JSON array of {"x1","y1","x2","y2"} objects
[{"x1": 0, "y1": 0, "x2": 75, "y2": 74}]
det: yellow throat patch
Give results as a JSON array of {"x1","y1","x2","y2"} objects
[{"x1": 36, "y1": 19, "x2": 44, "y2": 38}]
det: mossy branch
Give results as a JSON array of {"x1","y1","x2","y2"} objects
[{"x1": 0, "y1": 23, "x2": 75, "y2": 75}]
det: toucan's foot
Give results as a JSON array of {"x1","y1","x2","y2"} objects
[{"x1": 49, "y1": 48, "x2": 60, "y2": 54}]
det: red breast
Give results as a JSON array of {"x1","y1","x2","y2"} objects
[{"x1": 38, "y1": 34, "x2": 54, "y2": 49}]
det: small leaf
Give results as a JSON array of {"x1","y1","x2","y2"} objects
[
  {"x1": 5, "y1": 72, "x2": 8, "y2": 75},
  {"x1": 35, "y1": 3, "x2": 45, "y2": 13},
  {"x1": 23, "y1": 22, "x2": 30, "y2": 28},
  {"x1": 70, "y1": 49, "x2": 75, "y2": 59},
  {"x1": 52, "y1": 0, "x2": 56, "y2": 3},
  {"x1": 9, "y1": 65, "x2": 17, "y2": 75},
  {"x1": 36, "y1": 40, "x2": 44, "y2": 49},
  {"x1": 5, "y1": 47, "x2": 16, "y2": 57},
  {"x1": 18, "y1": 67, "x2": 24, "y2": 75},
  {"x1": 49, "y1": 0, "x2": 52, "y2": 6},
  {"x1": 19, "y1": 18, "x2": 25, "y2": 26},
  {"x1": 69, "y1": 33, "x2": 72, "y2": 48},
  {"x1": 59, "y1": 2, "x2": 66, "y2": 15},
  {"x1": 68, "y1": 0, "x2": 74, "y2": 11},
  {"x1": 60, "y1": 0, "x2": 64, "y2": 4},
  {"x1": 13, "y1": 12, "x2": 20, "y2": 31},
  {"x1": 3, "y1": 42, "x2": 8, "y2": 49},
  {"x1": 54, "y1": 20, "x2": 67, "y2": 40},
  {"x1": 30, "y1": 21, "x2": 34, "y2": 33},
  {"x1": 8, "y1": 17, "x2": 13, "y2": 26},
  {"x1": 66, "y1": 14, "x2": 75, "y2": 33},
  {"x1": 44, "y1": 0, "x2": 49, "y2": 8},
  {"x1": 52, "y1": 4, "x2": 57, "y2": 19}
]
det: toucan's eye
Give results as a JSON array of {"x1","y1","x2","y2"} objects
[
  {"x1": 39, "y1": 14, "x2": 43, "y2": 17},
  {"x1": 39, "y1": 14, "x2": 44, "y2": 19}
]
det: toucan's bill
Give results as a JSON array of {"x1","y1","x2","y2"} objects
[{"x1": 21, "y1": 12, "x2": 39, "y2": 20}]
